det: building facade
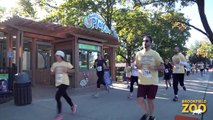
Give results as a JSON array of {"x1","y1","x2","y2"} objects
[{"x1": 0, "y1": 16, "x2": 119, "y2": 88}]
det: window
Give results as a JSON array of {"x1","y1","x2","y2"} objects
[
  {"x1": 89, "y1": 51, "x2": 98, "y2": 69},
  {"x1": 79, "y1": 43, "x2": 100, "y2": 70},
  {"x1": 37, "y1": 41, "x2": 51, "y2": 69},
  {"x1": 22, "y1": 38, "x2": 32, "y2": 70},
  {"x1": 79, "y1": 50, "x2": 88, "y2": 69}
]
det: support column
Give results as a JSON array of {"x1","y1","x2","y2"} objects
[
  {"x1": 31, "y1": 39, "x2": 36, "y2": 86},
  {"x1": 74, "y1": 36, "x2": 79, "y2": 88},
  {"x1": 6, "y1": 33, "x2": 12, "y2": 67},
  {"x1": 16, "y1": 31, "x2": 23, "y2": 73},
  {"x1": 109, "y1": 47, "x2": 116, "y2": 81}
]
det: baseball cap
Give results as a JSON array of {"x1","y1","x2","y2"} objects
[{"x1": 55, "y1": 50, "x2": 65, "y2": 58}]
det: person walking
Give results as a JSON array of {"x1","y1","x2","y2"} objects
[
  {"x1": 125, "y1": 63, "x2": 132, "y2": 88},
  {"x1": 185, "y1": 62, "x2": 191, "y2": 79},
  {"x1": 51, "y1": 50, "x2": 77, "y2": 120},
  {"x1": 172, "y1": 46, "x2": 187, "y2": 102},
  {"x1": 163, "y1": 59, "x2": 172, "y2": 89},
  {"x1": 128, "y1": 59, "x2": 138, "y2": 99},
  {"x1": 93, "y1": 53, "x2": 109, "y2": 97},
  {"x1": 135, "y1": 35, "x2": 164, "y2": 120},
  {"x1": 199, "y1": 62, "x2": 204, "y2": 77}
]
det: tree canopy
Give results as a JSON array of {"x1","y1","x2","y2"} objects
[
  {"x1": 1, "y1": 0, "x2": 195, "y2": 63},
  {"x1": 132, "y1": 0, "x2": 213, "y2": 44}
]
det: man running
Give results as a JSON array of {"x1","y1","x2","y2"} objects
[
  {"x1": 136, "y1": 35, "x2": 164, "y2": 120},
  {"x1": 172, "y1": 46, "x2": 187, "y2": 102}
]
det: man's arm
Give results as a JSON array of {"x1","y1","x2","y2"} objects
[{"x1": 148, "y1": 63, "x2": 164, "y2": 71}]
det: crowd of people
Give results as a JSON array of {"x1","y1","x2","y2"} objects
[{"x1": 50, "y1": 35, "x2": 210, "y2": 120}]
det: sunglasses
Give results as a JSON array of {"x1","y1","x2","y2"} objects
[{"x1": 143, "y1": 40, "x2": 150, "y2": 43}]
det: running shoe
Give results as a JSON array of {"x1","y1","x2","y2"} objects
[
  {"x1": 149, "y1": 116, "x2": 156, "y2": 120},
  {"x1": 54, "y1": 114, "x2": 63, "y2": 120},
  {"x1": 140, "y1": 114, "x2": 148, "y2": 120},
  {"x1": 71, "y1": 104, "x2": 77, "y2": 114},
  {"x1": 105, "y1": 85, "x2": 110, "y2": 93},
  {"x1": 92, "y1": 93, "x2": 99, "y2": 98},
  {"x1": 128, "y1": 94, "x2": 133, "y2": 99},
  {"x1": 183, "y1": 86, "x2": 186, "y2": 91},
  {"x1": 173, "y1": 96, "x2": 178, "y2": 102}
]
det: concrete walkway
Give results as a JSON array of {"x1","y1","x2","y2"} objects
[{"x1": 0, "y1": 71, "x2": 212, "y2": 120}]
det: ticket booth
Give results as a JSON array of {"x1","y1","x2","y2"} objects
[{"x1": 0, "y1": 16, "x2": 119, "y2": 88}]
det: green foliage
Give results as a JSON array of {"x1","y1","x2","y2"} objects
[
  {"x1": 197, "y1": 41, "x2": 213, "y2": 59},
  {"x1": 187, "y1": 40, "x2": 213, "y2": 64},
  {"x1": 43, "y1": 0, "x2": 117, "y2": 27},
  {"x1": 0, "y1": 6, "x2": 5, "y2": 19},
  {"x1": 145, "y1": 11, "x2": 190, "y2": 60},
  {"x1": 12, "y1": 0, "x2": 191, "y2": 63},
  {"x1": 15, "y1": 0, "x2": 37, "y2": 18}
]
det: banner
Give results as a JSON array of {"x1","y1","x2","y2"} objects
[{"x1": 0, "y1": 74, "x2": 9, "y2": 94}]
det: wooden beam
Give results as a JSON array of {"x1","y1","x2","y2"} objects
[
  {"x1": 24, "y1": 32, "x2": 56, "y2": 41},
  {"x1": 71, "y1": 33, "x2": 107, "y2": 43},
  {"x1": 74, "y1": 36, "x2": 79, "y2": 88},
  {"x1": 31, "y1": 39, "x2": 36, "y2": 86},
  {"x1": 3, "y1": 24, "x2": 67, "y2": 39},
  {"x1": 16, "y1": 31, "x2": 24, "y2": 73},
  {"x1": 52, "y1": 37, "x2": 75, "y2": 43}
]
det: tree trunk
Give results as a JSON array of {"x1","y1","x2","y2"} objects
[{"x1": 196, "y1": 0, "x2": 213, "y2": 44}]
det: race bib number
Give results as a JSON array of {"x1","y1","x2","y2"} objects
[
  {"x1": 97, "y1": 66, "x2": 102, "y2": 72},
  {"x1": 176, "y1": 65, "x2": 180, "y2": 71},
  {"x1": 165, "y1": 69, "x2": 169, "y2": 73},
  {"x1": 142, "y1": 68, "x2": 152, "y2": 78},
  {"x1": 56, "y1": 74, "x2": 63, "y2": 83}
]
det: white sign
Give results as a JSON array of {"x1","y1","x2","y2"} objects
[
  {"x1": 7, "y1": 51, "x2": 13, "y2": 58},
  {"x1": 84, "y1": 13, "x2": 119, "y2": 39}
]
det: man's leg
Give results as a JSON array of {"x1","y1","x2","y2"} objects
[
  {"x1": 137, "y1": 85, "x2": 148, "y2": 120},
  {"x1": 179, "y1": 74, "x2": 186, "y2": 91},
  {"x1": 138, "y1": 97, "x2": 147, "y2": 114},
  {"x1": 93, "y1": 72, "x2": 101, "y2": 97},
  {"x1": 147, "y1": 99, "x2": 154, "y2": 116},
  {"x1": 147, "y1": 85, "x2": 158, "y2": 117},
  {"x1": 172, "y1": 74, "x2": 179, "y2": 101},
  {"x1": 173, "y1": 74, "x2": 179, "y2": 95}
]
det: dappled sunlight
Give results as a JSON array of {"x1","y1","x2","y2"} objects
[
  {"x1": 186, "y1": 88, "x2": 207, "y2": 94},
  {"x1": 185, "y1": 79, "x2": 209, "y2": 83},
  {"x1": 206, "y1": 91, "x2": 213, "y2": 94},
  {"x1": 156, "y1": 96, "x2": 170, "y2": 100}
]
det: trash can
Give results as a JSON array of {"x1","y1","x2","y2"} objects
[{"x1": 14, "y1": 72, "x2": 32, "y2": 106}]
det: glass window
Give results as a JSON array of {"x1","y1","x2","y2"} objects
[
  {"x1": 22, "y1": 38, "x2": 32, "y2": 70},
  {"x1": 0, "y1": 32, "x2": 7, "y2": 68},
  {"x1": 89, "y1": 51, "x2": 98, "y2": 69},
  {"x1": 37, "y1": 41, "x2": 51, "y2": 69},
  {"x1": 62, "y1": 49, "x2": 73, "y2": 65},
  {"x1": 79, "y1": 50, "x2": 88, "y2": 69},
  {"x1": 78, "y1": 43, "x2": 101, "y2": 70}
]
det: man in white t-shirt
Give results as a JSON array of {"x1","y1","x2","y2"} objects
[{"x1": 136, "y1": 35, "x2": 164, "y2": 120}]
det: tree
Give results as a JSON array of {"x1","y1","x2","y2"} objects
[
  {"x1": 188, "y1": 40, "x2": 212, "y2": 64},
  {"x1": 0, "y1": 6, "x2": 5, "y2": 19},
  {"x1": 132, "y1": 0, "x2": 213, "y2": 44},
  {"x1": 9, "y1": 0, "x2": 37, "y2": 18},
  {"x1": 114, "y1": 8, "x2": 190, "y2": 63},
  {"x1": 113, "y1": 9, "x2": 150, "y2": 64},
  {"x1": 146, "y1": 11, "x2": 190, "y2": 59},
  {"x1": 41, "y1": 0, "x2": 117, "y2": 28},
  {"x1": 197, "y1": 41, "x2": 213, "y2": 59}
]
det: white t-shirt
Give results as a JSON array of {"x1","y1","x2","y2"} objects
[
  {"x1": 131, "y1": 64, "x2": 138, "y2": 77},
  {"x1": 50, "y1": 61, "x2": 73, "y2": 87},
  {"x1": 125, "y1": 66, "x2": 131, "y2": 78}
]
